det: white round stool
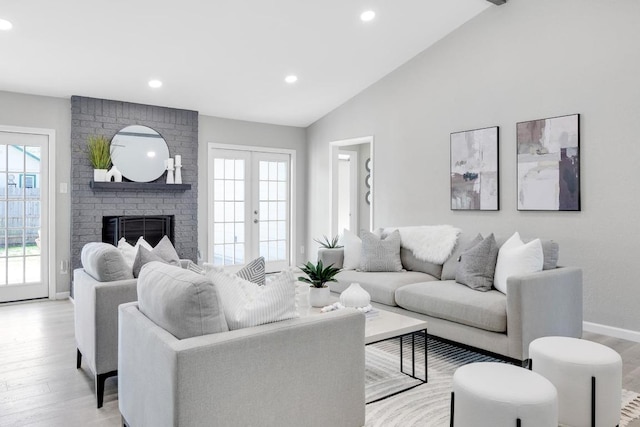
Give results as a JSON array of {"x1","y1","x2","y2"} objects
[
  {"x1": 529, "y1": 336, "x2": 622, "y2": 427},
  {"x1": 451, "y1": 362, "x2": 558, "y2": 427}
]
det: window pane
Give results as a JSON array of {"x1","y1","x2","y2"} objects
[
  {"x1": 7, "y1": 257, "x2": 24, "y2": 284},
  {"x1": 25, "y1": 146, "x2": 41, "y2": 173},
  {"x1": 235, "y1": 159, "x2": 244, "y2": 180},
  {"x1": 24, "y1": 256, "x2": 40, "y2": 282},
  {"x1": 259, "y1": 242, "x2": 268, "y2": 258},
  {"x1": 26, "y1": 201, "x2": 40, "y2": 228},
  {"x1": 259, "y1": 202, "x2": 268, "y2": 221},
  {"x1": 259, "y1": 162, "x2": 268, "y2": 180},
  {"x1": 224, "y1": 223, "x2": 234, "y2": 244},
  {"x1": 269, "y1": 202, "x2": 277, "y2": 220},
  {"x1": 269, "y1": 241, "x2": 278, "y2": 261},
  {"x1": 269, "y1": 182, "x2": 278, "y2": 201},
  {"x1": 224, "y1": 244, "x2": 234, "y2": 265},
  {"x1": 0, "y1": 146, "x2": 6, "y2": 172},
  {"x1": 278, "y1": 162, "x2": 286, "y2": 181},
  {"x1": 214, "y1": 223, "x2": 224, "y2": 244},
  {"x1": 259, "y1": 221, "x2": 268, "y2": 242},
  {"x1": 8, "y1": 201, "x2": 23, "y2": 227},
  {"x1": 269, "y1": 162, "x2": 277, "y2": 181},
  {"x1": 269, "y1": 221, "x2": 277, "y2": 241},
  {"x1": 234, "y1": 202, "x2": 244, "y2": 222},
  {"x1": 277, "y1": 241, "x2": 286, "y2": 260},
  {"x1": 214, "y1": 202, "x2": 224, "y2": 221},
  {"x1": 213, "y1": 245, "x2": 224, "y2": 265},
  {"x1": 234, "y1": 245, "x2": 244, "y2": 265},
  {"x1": 0, "y1": 258, "x2": 5, "y2": 285},
  {"x1": 214, "y1": 180, "x2": 224, "y2": 200},
  {"x1": 26, "y1": 229, "x2": 40, "y2": 254},
  {"x1": 214, "y1": 159, "x2": 224, "y2": 179},
  {"x1": 224, "y1": 159, "x2": 234, "y2": 179},
  {"x1": 224, "y1": 181, "x2": 234, "y2": 200},
  {"x1": 278, "y1": 182, "x2": 286, "y2": 200},
  {"x1": 278, "y1": 221, "x2": 286, "y2": 240},
  {"x1": 277, "y1": 202, "x2": 287, "y2": 220},
  {"x1": 235, "y1": 223, "x2": 245, "y2": 243},
  {"x1": 224, "y1": 202, "x2": 234, "y2": 222},
  {"x1": 235, "y1": 181, "x2": 244, "y2": 201},
  {"x1": 259, "y1": 182, "x2": 268, "y2": 201}
]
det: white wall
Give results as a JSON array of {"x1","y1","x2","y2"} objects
[
  {"x1": 198, "y1": 115, "x2": 307, "y2": 266},
  {"x1": 306, "y1": 0, "x2": 640, "y2": 333},
  {"x1": 0, "y1": 90, "x2": 71, "y2": 296}
]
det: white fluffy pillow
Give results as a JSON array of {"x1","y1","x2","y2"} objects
[
  {"x1": 494, "y1": 232, "x2": 544, "y2": 294},
  {"x1": 209, "y1": 269, "x2": 298, "y2": 330},
  {"x1": 342, "y1": 228, "x2": 362, "y2": 270}
]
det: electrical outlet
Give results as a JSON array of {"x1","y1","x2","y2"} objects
[
  {"x1": 59, "y1": 183, "x2": 68, "y2": 193},
  {"x1": 60, "y1": 260, "x2": 69, "y2": 274}
]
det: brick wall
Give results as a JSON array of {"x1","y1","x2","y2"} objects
[{"x1": 70, "y1": 96, "x2": 198, "y2": 273}]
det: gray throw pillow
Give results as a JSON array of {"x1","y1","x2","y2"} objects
[
  {"x1": 137, "y1": 261, "x2": 229, "y2": 339},
  {"x1": 442, "y1": 232, "x2": 479, "y2": 280},
  {"x1": 455, "y1": 233, "x2": 499, "y2": 292},
  {"x1": 132, "y1": 246, "x2": 166, "y2": 278},
  {"x1": 359, "y1": 230, "x2": 403, "y2": 272},
  {"x1": 81, "y1": 242, "x2": 134, "y2": 282},
  {"x1": 153, "y1": 235, "x2": 181, "y2": 266},
  {"x1": 236, "y1": 256, "x2": 266, "y2": 286},
  {"x1": 400, "y1": 248, "x2": 443, "y2": 279}
]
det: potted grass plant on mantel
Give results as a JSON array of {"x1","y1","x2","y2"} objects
[
  {"x1": 298, "y1": 260, "x2": 341, "y2": 307},
  {"x1": 88, "y1": 135, "x2": 111, "y2": 182}
]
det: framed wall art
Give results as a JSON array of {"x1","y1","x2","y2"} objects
[
  {"x1": 516, "y1": 114, "x2": 580, "y2": 211},
  {"x1": 450, "y1": 126, "x2": 499, "y2": 210}
]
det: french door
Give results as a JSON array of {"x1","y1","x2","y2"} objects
[
  {"x1": 208, "y1": 146, "x2": 292, "y2": 272},
  {"x1": 0, "y1": 130, "x2": 50, "y2": 303}
]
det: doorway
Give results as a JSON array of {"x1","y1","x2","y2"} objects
[
  {"x1": 330, "y1": 136, "x2": 373, "y2": 238},
  {"x1": 0, "y1": 127, "x2": 53, "y2": 303},
  {"x1": 208, "y1": 144, "x2": 295, "y2": 273}
]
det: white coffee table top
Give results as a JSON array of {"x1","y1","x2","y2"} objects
[{"x1": 300, "y1": 301, "x2": 427, "y2": 345}]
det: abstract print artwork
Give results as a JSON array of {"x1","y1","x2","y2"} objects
[
  {"x1": 517, "y1": 114, "x2": 580, "y2": 211},
  {"x1": 450, "y1": 126, "x2": 499, "y2": 210}
]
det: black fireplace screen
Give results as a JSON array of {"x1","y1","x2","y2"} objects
[{"x1": 102, "y1": 215, "x2": 174, "y2": 247}]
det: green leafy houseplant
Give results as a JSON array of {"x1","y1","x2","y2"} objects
[
  {"x1": 298, "y1": 260, "x2": 341, "y2": 288},
  {"x1": 314, "y1": 234, "x2": 342, "y2": 249},
  {"x1": 87, "y1": 135, "x2": 111, "y2": 169}
]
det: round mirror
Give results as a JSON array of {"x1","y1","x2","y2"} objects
[{"x1": 110, "y1": 125, "x2": 169, "y2": 182}]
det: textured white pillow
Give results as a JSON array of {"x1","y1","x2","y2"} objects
[
  {"x1": 342, "y1": 228, "x2": 362, "y2": 270},
  {"x1": 209, "y1": 269, "x2": 298, "y2": 330},
  {"x1": 494, "y1": 232, "x2": 544, "y2": 294}
]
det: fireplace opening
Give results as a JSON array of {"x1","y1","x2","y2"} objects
[{"x1": 102, "y1": 215, "x2": 175, "y2": 247}]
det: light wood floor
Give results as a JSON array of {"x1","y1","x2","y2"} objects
[{"x1": 0, "y1": 299, "x2": 639, "y2": 426}]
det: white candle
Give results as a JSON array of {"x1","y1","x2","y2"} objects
[{"x1": 175, "y1": 155, "x2": 182, "y2": 167}]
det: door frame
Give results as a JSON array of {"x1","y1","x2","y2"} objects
[
  {"x1": 0, "y1": 125, "x2": 56, "y2": 300},
  {"x1": 329, "y1": 136, "x2": 374, "y2": 237},
  {"x1": 207, "y1": 143, "x2": 296, "y2": 269}
]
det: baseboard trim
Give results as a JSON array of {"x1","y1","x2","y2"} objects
[
  {"x1": 55, "y1": 292, "x2": 70, "y2": 300},
  {"x1": 583, "y1": 321, "x2": 640, "y2": 343}
]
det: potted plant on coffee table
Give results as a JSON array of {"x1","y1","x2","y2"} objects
[
  {"x1": 88, "y1": 135, "x2": 112, "y2": 182},
  {"x1": 298, "y1": 260, "x2": 341, "y2": 308}
]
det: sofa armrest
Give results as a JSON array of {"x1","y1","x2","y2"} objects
[
  {"x1": 119, "y1": 303, "x2": 365, "y2": 427},
  {"x1": 74, "y1": 268, "x2": 137, "y2": 374},
  {"x1": 506, "y1": 266, "x2": 583, "y2": 360},
  {"x1": 318, "y1": 247, "x2": 344, "y2": 269}
]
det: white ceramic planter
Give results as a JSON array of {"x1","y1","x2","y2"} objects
[
  {"x1": 93, "y1": 169, "x2": 108, "y2": 182},
  {"x1": 340, "y1": 283, "x2": 371, "y2": 308},
  {"x1": 309, "y1": 286, "x2": 330, "y2": 308}
]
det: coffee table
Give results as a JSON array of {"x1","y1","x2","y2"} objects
[{"x1": 302, "y1": 302, "x2": 428, "y2": 403}]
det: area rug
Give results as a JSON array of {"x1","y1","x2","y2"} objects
[{"x1": 365, "y1": 337, "x2": 640, "y2": 427}]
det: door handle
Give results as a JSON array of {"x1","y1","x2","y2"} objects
[{"x1": 254, "y1": 219, "x2": 259, "y2": 224}]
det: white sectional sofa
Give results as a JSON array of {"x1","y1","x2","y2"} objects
[{"x1": 318, "y1": 231, "x2": 583, "y2": 364}]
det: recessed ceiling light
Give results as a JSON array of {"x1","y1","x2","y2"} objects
[
  {"x1": 148, "y1": 79, "x2": 162, "y2": 88},
  {"x1": 360, "y1": 10, "x2": 375, "y2": 22},
  {"x1": 285, "y1": 75, "x2": 298, "y2": 84},
  {"x1": 0, "y1": 19, "x2": 13, "y2": 31}
]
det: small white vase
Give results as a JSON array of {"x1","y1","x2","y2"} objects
[
  {"x1": 340, "y1": 283, "x2": 370, "y2": 308},
  {"x1": 309, "y1": 286, "x2": 330, "y2": 308},
  {"x1": 175, "y1": 165, "x2": 182, "y2": 184},
  {"x1": 93, "y1": 169, "x2": 108, "y2": 182},
  {"x1": 105, "y1": 165, "x2": 122, "y2": 182}
]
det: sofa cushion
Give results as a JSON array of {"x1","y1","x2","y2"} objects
[
  {"x1": 137, "y1": 261, "x2": 229, "y2": 339},
  {"x1": 360, "y1": 230, "x2": 403, "y2": 272},
  {"x1": 81, "y1": 242, "x2": 134, "y2": 282},
  {"x1": 395, "y1": 280, "x2": 507, "y2": 333},
  {"x1": 494, "y1": 233, "x2": 543, "y2": 294},
  {"x1": 342, "y1": 228, "x2": 362, "y2": 270},
  {"x1": 455, "y1": 233, "x2": 499, "y2": 292},
  {"x1": 495, "y1": 235, "x2": 559, "y2": 270},
  {"x1": 330, "y1": 270, "x2": 437, "y2": 306},
  {"x1": 400, "y1": 248, "x2": 443, "y2": 279}
]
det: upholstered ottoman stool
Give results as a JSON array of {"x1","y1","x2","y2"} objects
[
  {"x1": 529, "y1": 336, "x2": 622, "y2": 427},
  {"x1": 451, "y1": 362, "x2": 557, "y2": 427}
]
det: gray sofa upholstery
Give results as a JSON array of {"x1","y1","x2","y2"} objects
[
  {"x1": 73, "y1": 241, "x2": 193, "y2": 408},
  {"x1": 118, "y1": 301, "x2": 366, "y2": 427},
  {"x1": 318, "y1": 231, "x2": 583, "y2": 363}
]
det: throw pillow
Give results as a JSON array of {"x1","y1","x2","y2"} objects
[
  {"x1": 184, "y1": 260, "x2": 205, "y2": 275},
  {"x1": 81, "y1": 242, "x2": 134, "y2": 282},
  {"x1": 137, "y1": 261, "x2": 228, "y2": 339},
  {"x1": 342, "y1": 228, "x2": 362, "y2": 270},
  {"x1": 132, "y1": 246, "x2": 167, "y2": 278},
  {"x1": 359, "y1": 230, "x2": 403, "y2": 272},
  {"x1": 236, "y1": 256, "x2": 266, "y2": 286},
  {"x1": 209, "y1": 269, "x2": 298, "y2": 330},
  {"x1": 455, "y1": 233, "x2": 499, "y2": 292},
  {"x1": 153, "y1": 235, "x2": 181, "y2": 266},
  {"x1": 117, "y1": 236, "x2": 154, "y2": 271},
  {"x1": 494, "y1": 232, "x2": 544, "y2": 294}
]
